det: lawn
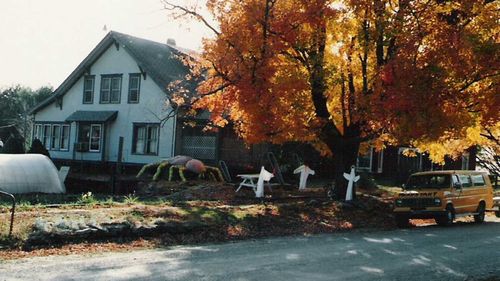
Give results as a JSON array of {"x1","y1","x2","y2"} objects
[{"x1": 0, "y1": 181, "x2": 396, "y2": 260}]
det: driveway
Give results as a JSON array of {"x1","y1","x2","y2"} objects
[{"x1": 1, "y1": 217, "x2": 499, "y2": 281}]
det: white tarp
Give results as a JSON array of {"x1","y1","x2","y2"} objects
[{"x1": 0, "y1": 154, "x2": 65, "y2": 194}]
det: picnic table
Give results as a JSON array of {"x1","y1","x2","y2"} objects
[{"x1": 236, "y1": 174, "x2": 273, "y2": 193}]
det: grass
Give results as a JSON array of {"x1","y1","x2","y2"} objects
[
  {"x1": 0, "y1": 190, "x2": 399, "y2": 260},
  {"x1": 0, "y1": 193, "x2": 173, "y2": 212},
  {"x1": 77, "y1": 192, "x2": 98, "y2": 206},
  {"x1": 123, "y1": 193, "x2": 140, "y2": 205}
]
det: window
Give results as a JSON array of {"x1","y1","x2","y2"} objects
[
  {"x1": 34, "y1": 124, "x2": 42, "y2": 140},
  {"x1": 100, "y1": 75, "x2": 122, "y2": 103},
  {"x1": 461, "y1": 152, "x2": 470, "y2": 170},
  {"x1": 472, "y1": 174, "x2": 485, "y2": 187},
  {"x1": 83, "y1": 76, "x2": 95, "y2": 104},
  {"x1": 459, "y1": 174, "x2": 472, "y2": 188},
  {"x1": 78, "y1": 124, "x2": 90, "y2": 151},
  {"x1": 51, "y1": 125, "x2": 60, "y2": 150},
  {"x1": 357, "y1": 148, "x2": 373, "y2": 171},
  {"x1": 376, "y1": 149, "x2": 384, "y2": 173},
  {"x1": 77, "y1": 123, "x2": 101, "y2": 152},
  {"x1": 34, "y1": 123, "x2": 70, "y2": 151},
  {"x1": 43, "y1": 125, "x2": 51, "y2": 149},
  {"x1": 90, "y1": 125, "x2": 102, "y2": 151},
  {"x1": 60, "y1": 125, "x2": 70, "y2": 150},
  {"x1": 406, "y1": 174, "x2": 451, "y2": 189},
  {"x1": 128, "y1": 74, "x2": 141, "y2": 103},
  {"x1": 132, "y1": 124, "x2": 159, "y2": 155}
]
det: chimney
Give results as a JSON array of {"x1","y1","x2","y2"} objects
[{"x1": 166, "y1": 38, "x2": 176, "y2": 46}]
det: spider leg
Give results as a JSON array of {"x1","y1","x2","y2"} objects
[
  {"x1": 137, "y1": 161, "x2": 163, "y2": 178},
  {"x1": 153, "y1": 162, "x2": 171, "y2": 181}
]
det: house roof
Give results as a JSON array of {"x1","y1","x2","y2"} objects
[
  {"x1": 29, "y1": 31, "x2": 191, "y2": 114},
  {"x1": 65, "y1": 110, "x2": 118, "y2": 123}
]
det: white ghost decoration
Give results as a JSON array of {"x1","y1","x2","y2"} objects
[
  {"x1": 293, "y1": 165, "x2": 315, "y2": 190},
  {"x1": 256, "y1": 166, "x2": 274, "y2": 198}
]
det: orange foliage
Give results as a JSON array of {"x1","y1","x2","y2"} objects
[{"x1": 166, "y1": 0, "x2": 499, "y2": 163}]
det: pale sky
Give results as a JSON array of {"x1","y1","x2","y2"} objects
[{"x1": 0, "y1": 0, "x2": 212, "y2": 89}]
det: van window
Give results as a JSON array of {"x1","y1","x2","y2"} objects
[
  {"x1": 459, "y1": 175, "x2": 472, "y2": 188},
  {"x1": 406, "y1": 174, "x2": 451, "y2": 189},
  {"x1": 471, "y1": 175, "x2": 485, "y2": 187}
]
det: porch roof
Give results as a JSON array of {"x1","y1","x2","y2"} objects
[{"x1": 65, "y1": 110, "x2": 118, "y2": 123}]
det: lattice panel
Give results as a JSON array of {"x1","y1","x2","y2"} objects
[{"x1": 181, "y1": 136, "x2": 217, "y2": 160}]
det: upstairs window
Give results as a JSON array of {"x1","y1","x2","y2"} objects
[
  {"x1": 83, "y1": 76, "x2": 95, "y2": 104},
  {"x1": 128, "y1": 74, "x2": 141, "y2": 103},
  {"x1": 100, "y1": 75, "x2": 122, "y2": 104},
  {"x1": 132, "y1": 124, "x2": 159, "y2": 155}
]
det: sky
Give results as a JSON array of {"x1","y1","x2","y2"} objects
[{"x1": 0, "y1": 0, "x2": 212, "y2": 90}]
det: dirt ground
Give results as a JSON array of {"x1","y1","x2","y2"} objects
[{"x1": 1, "y1": 180, "x2": 483, "y2": 260}]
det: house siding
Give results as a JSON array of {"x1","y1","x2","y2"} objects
[{"x1": 33, "y1": 44, "x2": 176, "y2": 165}]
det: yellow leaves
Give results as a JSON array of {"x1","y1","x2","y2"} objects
[
  {"x1": 412, "y1": 122, "x2": 500, "y2": 164},
  {"x1": 311, "y1": 140, "x2": 333, "y2": 157},
  {"x1": 372, "y1": 133, "x2": 394, "y2": 151},
  {"x1": 402, "y1": 149, "x2": 418, "y2": 158},
  {"x1": 171, "y1": 0, "x2": 499, "y2": 161}
]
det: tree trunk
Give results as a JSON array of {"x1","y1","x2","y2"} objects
[
  {"x1": 305, "y1": 18, "x2": 362, "y2": 200},
  {"x1": 329, "y1": 138, "x2": 360, "y2": 200}
]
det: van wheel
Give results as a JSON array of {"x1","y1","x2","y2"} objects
[
  {"x1": 495, "y1": 211, "x2": 500, "y2": 218},
  {"x1": 474, "y1": 202, "x2": 485, "y2": 223},
  {"x1": 395, "y1": 215, "x2": 409, "y2": 228},
  {"x1": 436, "y1": 206, "x2": 454, "y2": 226}
]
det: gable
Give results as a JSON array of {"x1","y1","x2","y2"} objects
[
  {"x1": 30, "y1": 31, "x2": 190, "y2": 114},
  {"x1": 33, "y1": 43, "x2": 169, "y2": 121}
]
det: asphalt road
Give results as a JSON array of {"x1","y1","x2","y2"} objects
[{"x1": 1, "y1": 218, "x2": 499, "y2": 281}]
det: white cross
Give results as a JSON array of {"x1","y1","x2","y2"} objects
[{"x1": 343, "y1": 165, "x2": 360, "y2": 201}]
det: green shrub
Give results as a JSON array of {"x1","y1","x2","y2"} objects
[
  {"x1": 28, "y1": 138, "x2": 50, "y2": 158},
  {"x1": 2, "y1": 137, "x2": 25, "y2": 154},
  {"x1": 123, "y1": 193, "x2": 139, "y2": 205},
  {"x1": 77, "y1": 192, "x2": 97, "y2": 206},
  {"x1": 103, "y1": 196, "x2": 115, "y2": 206},
  {"x1": 357, "y1": 172, "x2": 378, "y2": 190}
]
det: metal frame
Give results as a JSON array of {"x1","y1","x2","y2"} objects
[{"x1": 0, "y1": 191, "x2": 15, "y2": 237}]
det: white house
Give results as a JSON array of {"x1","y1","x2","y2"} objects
[{"x1": 29, "y1": 31, "x2": 217, "y2": 167}]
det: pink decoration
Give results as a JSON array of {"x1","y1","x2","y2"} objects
[{"x1": 185, "y1": 159, "x2": 206, "y2": 174}]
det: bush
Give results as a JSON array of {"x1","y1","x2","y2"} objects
[
  {"x1": 28, "y1": 138, "x2": 50, "y2": 158},
  {"x1": 357, "y1": 172, "x2": 378, "y2": 190},
  {"x1": 2, "y1": 137, "x2": 25, "y2": 154}
]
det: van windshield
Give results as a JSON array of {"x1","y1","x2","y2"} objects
[{"x1": 406, "y1": 174, "x2": 451, "y2": 190}]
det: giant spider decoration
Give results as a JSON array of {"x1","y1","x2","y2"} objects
[{"x1": 136, "y1": 155, "x2": 224, "y2": 182}]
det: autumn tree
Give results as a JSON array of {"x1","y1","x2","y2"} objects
[{"x1": 163, "y1": 0, "x2": 499, "y2": 198}]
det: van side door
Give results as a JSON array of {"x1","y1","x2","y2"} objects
[
  {"x1": 471, "y1": 174, "x2": 492, "y2": 209},
  {"x1": 457, "y1": 174, "x2": 475, "y2": 213}
]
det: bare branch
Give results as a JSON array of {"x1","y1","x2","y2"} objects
[{"x1": 162, "y1": 1, "x2": 221, "y2": 36}]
